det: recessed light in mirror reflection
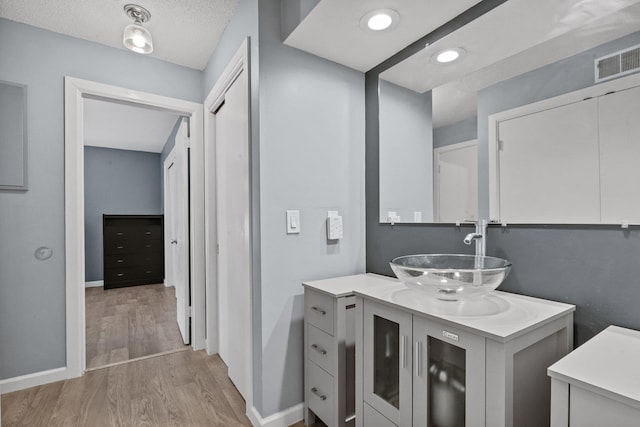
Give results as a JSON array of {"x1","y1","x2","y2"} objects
[
  {"x1": 435, "y1": 48, "x2": 465, "y2": 63},
  {"x1": 361, "y1": 9, "x2": 399, "y2": 32}
]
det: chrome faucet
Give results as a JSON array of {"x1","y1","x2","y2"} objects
[{"x1": 463, "y1": 219, "x2": 487, "y2": 257}]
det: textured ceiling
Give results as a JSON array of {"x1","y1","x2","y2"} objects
[
  {"x1": 0, "y1": 0, "x2": 237, "y2": 70},
  {"x1": 84, "y1": 98, "x2": 181, "y2": 153}
]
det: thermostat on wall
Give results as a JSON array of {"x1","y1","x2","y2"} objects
[{"x1": 327, "y1": 211, "x2": 343, "y2": 240}]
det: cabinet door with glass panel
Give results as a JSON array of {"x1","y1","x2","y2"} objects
[
  {"x1": 413, "y1": 317, "x2": 485, "y2": 427},
  {"x1": 362, "y1": 301, "x2": 413, "y2": 426}
]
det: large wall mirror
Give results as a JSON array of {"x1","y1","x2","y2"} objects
[
  {"x1": 378, "y1": 0, "x2": 640, "y2": 224},
  {"x1": 0, "y1": 81, "x2": 28, "y2": 191}
]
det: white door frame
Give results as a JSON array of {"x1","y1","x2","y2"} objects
[
  {"x1": 64, "y1": 77, "x2": 205, "y2": 378},
  {"x1": 203, "y1": 38, "x2": 253, "y2": 408}
]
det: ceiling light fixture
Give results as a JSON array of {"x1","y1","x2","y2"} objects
[
  {"x1": 123, "y1": 4, "x2": 153, "y2": 54},
  {"x1": 360, "y1": 9, "x2": 400, "y2": 32},
  {"x1": 433, "y1": 48, "x2": 466, "y2": 64}
]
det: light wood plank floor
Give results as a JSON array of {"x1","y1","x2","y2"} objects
[
  {"x1": 1, "y1": 350, "x2": 252, "y2": 427},
  {"x1": 86, "y1": 284, "x2": 187, "y2": 369}
]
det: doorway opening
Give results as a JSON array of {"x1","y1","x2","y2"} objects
[
  {"x1": 65, "y1": 77, "x2": 205, "y2": 377},
  {"x1": 82, "y1": 99, "x2": 191, "y2": 370}
]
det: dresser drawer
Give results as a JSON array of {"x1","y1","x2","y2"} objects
[
  {"x1": 104, "y1": 265, "x2": 163, "y2": 283},
  {"x1": 306, "y1": 290, "x2": 335, "y2": 336},
  {"x1": 307, "y1": 324, "x2": 336, "y2": 375},
  {"x1": 308, "y1": 361, "x2": 334, "y2": 425}
]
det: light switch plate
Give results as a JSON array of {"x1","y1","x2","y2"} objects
[{"x1": 286, "y1": 210, "x2": 300, "y2": 234}]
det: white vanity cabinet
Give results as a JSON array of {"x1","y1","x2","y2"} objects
[
  {"x1": 355, "y1": 285, "x2": 575, "y2": 427},
  {"x1": 303, "y1": 274, "x2": 398, "y2": 427},
  {"x1": 548, "y1": 326, "x2": 640, "y2": 427}
]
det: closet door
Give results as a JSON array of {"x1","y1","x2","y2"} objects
[
  {"x1": 497, "y1": 99, "x2": 600, "y2": 223},
  {"x1": 599, "y1": 86, "x2": 640, "y2": 224}
]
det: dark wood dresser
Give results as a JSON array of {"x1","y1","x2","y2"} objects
[{"x1": 103, "y1": 215, "x2": 164, "y2": 290}]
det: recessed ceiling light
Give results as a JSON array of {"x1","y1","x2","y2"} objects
[
  {"x1": 360, "y1": 9, "x2": 400, "y2": 32},
  {"x1": 432, "y1": 48, "x2": 466, "y2": 64}
]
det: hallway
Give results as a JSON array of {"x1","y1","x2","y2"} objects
[{"x1": 1, "y1": 350, "x2": 251, "y2": 426}]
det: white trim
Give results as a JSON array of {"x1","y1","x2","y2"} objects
[
  {"x1": 64, "y1": 77, "x2": 206, "y2": 380},
  {"x1": 203, "y1": 37, "x2": 253, "y2": 407},
  {"x1": 0, "y1": 367, "x2": 67, "y2": 394},
  {"x1": 488, "y1": 72, "x2": 640, "y2": 221},
  {"x1": 84, "y1": 280, "x2": 103, "y2": 288},
  {"x1": 247, "y1": 403, "x2": 304, "y2": 427}
]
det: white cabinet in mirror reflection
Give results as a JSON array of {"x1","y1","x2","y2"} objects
[{"x1": 489, "y1": 73, "x2": 640, "y2": 225}]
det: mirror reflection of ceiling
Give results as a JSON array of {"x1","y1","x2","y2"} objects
[
  {"x1": 284, "y1": 0, "x2": 484, "y2": 72},
  {"x1": 380, "y1": 0, "x2": 640, "y2": 128},
  {"x1": 84, "y1": 98, "x2": 182, "y2": 153}
]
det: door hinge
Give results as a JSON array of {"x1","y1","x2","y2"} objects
[
  {"x1": 188, "y1": 306, "x2": 192, "y2": 317},
  {"x1": 498, "y1": 140, "x2": 505, "y2": 151}
]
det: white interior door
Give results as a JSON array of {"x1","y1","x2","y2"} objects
[
  {"x1": 599, "y1": 85, "x2": 640, "y2": 224},
  {"x1": 215, "y1": 70, "x2": 251, "y2": 399},
  {"x1": 163, "y1": 118, "x2": 190, "y2": 345},
  {"x1": 434, "y1": 140, "x2": 478, "y2": 223},
  {"x1": 497, "y1": 99, "x2": 600, "y2": 223}
]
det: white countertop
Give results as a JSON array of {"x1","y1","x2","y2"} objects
[
  {"x1": 302, "y1": 273, "x2": 397, "y2": 298},
  {"x1": 548, "y1": 325, "x2": 640, "y2": 409},
  {"x1": 303, "y1": 273, "x2": 575, "y2": 342}
]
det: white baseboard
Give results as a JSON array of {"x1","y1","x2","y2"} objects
[
  {"x1": 85, "y1": 280, "x2": 103, "y2": 288},
  {"x1": 248, "y1": 403, "x2": 303, "y2": 427},
  {"x1": 0, "y1": 367, "x2": 68, "y2": 394}
]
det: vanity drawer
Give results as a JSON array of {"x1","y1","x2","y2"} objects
[
  {"x1": 307, "y1": 324, "x2": 336, "y2": 375},
  {"x1": 308, "y1": 361, "x2": 334, "y2": 424},
  {"x1": 306, "y1": 290, "x2": 335, "y2": 336}
]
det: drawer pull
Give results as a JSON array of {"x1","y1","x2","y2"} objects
[
  {"x1": 311, "y1": 344, "x2": 327, "y2": 356},
  {"x1": 145, "y1": 231, "x2": 152, "y2": 235},
  {"x1": 311, "y1": 306, "x2": 326, "y2": 316},
  {"x1": 117, "y1": 273, "x2": 124, "y2": 277},
  {"x1": 117, "y1": 259, "x2": 124, "y2": 263},
  {"x1": 145, "y1": 270, "x2": 152, "y2": 274},
  {"x1": 117, "y1": 232, "x2": 124, "y2": 236},
  {"x1": 311, "y1": 387, "x2": 326, "y2": 401},
  {"x1": 117, "y1": 245, "x2": 124, "y2": 249},
  {"x1": 145, "y1": 244, "x2": 151, "y2": 248}
]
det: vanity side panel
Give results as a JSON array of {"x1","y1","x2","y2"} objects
[{"x1": 550, "y1": 378, "x2": 569, "y2": 427}]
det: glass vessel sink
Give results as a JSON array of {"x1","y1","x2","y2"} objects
[{"x1": 390, "y1": 254, "x2": 512, "y2": 301}]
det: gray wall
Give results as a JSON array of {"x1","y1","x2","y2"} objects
[
  {"x1": 84, "y1": 147, "x2": 162, "y2": 282},
  {"x1": 367, "y1": 29, "x2": 640, "y2": 348},
  {"x1": 433, "y1": 115, "x2": 477, "y2": 149},
  {"x1": 159, "y1": 117, "x2": 185, "y2": 209},
  {"x1": 0, "y1": 17, "x2": 202, "y2": 379},
  {"x1": 257, "y1": 0, "x2": 365, "y2": 416},
  {"x1": 379, "y1": 80, "x2": 433, "y2": 222}
]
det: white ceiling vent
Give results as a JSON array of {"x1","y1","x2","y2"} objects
[{"x1": 595, "y1": 44, "x2": 640, "y2": 83}]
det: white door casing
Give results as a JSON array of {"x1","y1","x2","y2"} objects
[
  {"x1": 64, "y1": 77, "x2": 205, "y2": 378},
  {"x1": 203, "y1": 38, "x2": 252, "y2": 406},
  {"x1": 163, "y1": 118, "x2": 190, "y2": 344}
]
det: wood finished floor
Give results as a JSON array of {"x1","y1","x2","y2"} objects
[
  {"x1": 1, "y1": 350, "x2": 252, "y2": 427},
  {"x1": 86, "y1": 284, "x2": 187, "y2": 369}
]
